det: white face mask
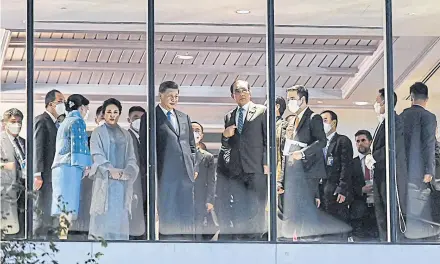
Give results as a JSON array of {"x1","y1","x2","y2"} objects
[
  {"x1": 288, "y1": 99, "x2": 300, "y2": 113},
  {"x1": 373, "y1": 102, "x2": 382, "y2": 115},
  {"x1": 131, "y1": 119, "x2": 141, "y2": 132},
  {"x1": 194, "y1": 132, "x2": 202, "y2": 144},
  {"x1": 7, "y1": 123, "x2": 21, "y2": 135},
  {"x1": 55, "y1": 103, "x2": 66, "y2": 116},
  {"x1": 377, "y1": 114, "x2": 385, "y2": 123},
  {"x1": 323, "y1": 123, "x2": 332, "y2": 134},
  {"x1": 82, "y1": 109, "x2": 90, "y2": 121},
  {"x1": 98, "y1": 120, "x2": 106, "y2": 126}
]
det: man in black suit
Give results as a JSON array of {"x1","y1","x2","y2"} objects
[
  {"x1": 220, "y1": 80, "x2": 267, "y2": 240},
  {"x1": 366, "y1": 89, "x2": 408, "y2": 241},
  {"x1": 127, "y1": 106, "x2": 147, "y2": 240},
  {"x1": 33, "y1": 89, "x2": 65, "y2": 238},
  {"x1": 350, "y1": 130, "x2": 379, "y2": 241},
  {"x1": 320, "y1": 110, "x2": 353, "y2": 224},
  {"x1": 191, "y1": 121, "x2": 217, "y2": 240},
  {"x1": 139, "y1": 81, "x2": 196, "y2": 239}
]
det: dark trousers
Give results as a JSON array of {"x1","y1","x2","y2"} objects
[
  {"x1": 350, "y1": 205, "x2": 379, "y2": 240},
  {"x1": 32, "y1": 181, "x2": 54, "y2": 238},
  {"x1": 322, "y1": 181, "x2": 349, "y2": 222},
  {"x1": 373, "y1": 177, "x2": 387, "y2": 241}
]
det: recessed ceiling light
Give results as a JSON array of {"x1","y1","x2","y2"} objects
[
  {"x1": 60, "y1": 7, "x2": 67, "y2": 10},
  {"x1": 406, "y1": 12, "x2": 416, "y2": 16},
  {"x1": 236, "y1": 10, "x2": 250, "y2": 14},
  {"x1": 317, "y1": 101, "x2": 323, "y2": 104},
  {"x1": 176, "y1": 54, "x2": 194, "y2": 60},
  {"x1": 354, "y1": 101, "x2": 369, "y2": 106}
]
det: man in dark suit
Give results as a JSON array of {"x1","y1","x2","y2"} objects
[
  {"x1": 33, "y1": 89, "x2": 65, "y2": 238},
  {"x1": 400, "y1": 82, "x2": 440, "y2": 240},
  {"x1": 320, "y1": 110, "x2": 353, "y2": 225},
  {"x1": 366, "y1": 88, "x2": 408, "y2": 241},
  {"x1": 220, "y1": 80, "x2": 268, "y2": 240},
  {"x1": 191, "y1": 121, "x2": 217, "y2": 240},
  {"x1": 139, "y1": 81, "x2": 196, "y2": 239},
  {"x1": 127, "y1": 106, "x2": 147, "y2": 240},
  {"x1": 350, "y1": 130, "x2": 379, "y2": 241},
  {"x1": 1, "y1": 108, "x2": 26, "y2": 238}
]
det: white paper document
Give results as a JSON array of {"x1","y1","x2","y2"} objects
[{"x1": 283, "y1": 139, "x2": 308, "y2": 156}]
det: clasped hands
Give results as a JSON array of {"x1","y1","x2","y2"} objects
[
  {"x1": 109, "y1": 168, "x2": 125, "y2": 180},
  {"x1": 365, "y1": 154, "x2": 376, "y2": 170}
]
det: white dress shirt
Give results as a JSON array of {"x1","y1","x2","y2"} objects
[
  {"x1": 324, "y1": 131, "x2": 336, "y2": 158},
  {"x1": 159, "y1": 104, "x2": 178, "y2": 131},
  {"x1": 45, "y1": 110, "x2": 57, "y2": 123},
  {"x1": 235, "y1": 102, "x2": 250, "y2": 126}
]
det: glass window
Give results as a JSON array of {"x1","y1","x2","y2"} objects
[{"x1": 30, "y1": 0, "x2": 148, "y2": 241}]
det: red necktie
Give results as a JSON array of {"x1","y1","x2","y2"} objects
[{"x1": 364, "y1": 165, "x2": 371, "y2": 181}]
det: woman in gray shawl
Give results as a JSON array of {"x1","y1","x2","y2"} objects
[{"x1": 88, "y1": 98, "x2": 139, "y2": 240}]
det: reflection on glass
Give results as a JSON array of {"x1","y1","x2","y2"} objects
[{"x1": 1, "y1": 108, "x2": 26, "y2": 239}]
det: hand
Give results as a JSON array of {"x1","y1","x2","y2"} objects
[
  {"x1": 109, "y1": 169, "x2": 123, "y2": 179},
  {"x1": 362, "y1": 184, "x2": 373, "y2": 194},
  {"x1": 423, "y1": 174, "x2": 433, "y2": 183},
  {"x1": 83, "y1": 167, "x2": 90, "y2": 177},
  {"x1": 335, "y1": 193, "x2": 346, "y2": 203},
  {"x1": 365, "y1": 154, "x2": 376, "y2": 170},
  {"x1": 223, "y1": 125, "x2": 236, "y2": 138},
  {"x1": 315, "y1": 198, "x2": 321, "y2": 208},
  {"x1": 263, "y1": 165, "x2": 269, "y2": 175},
  {"x1": 2, "y1": 162, "x2": 16, "y2": 171},
  {"x1": 34, "y1": 176, "x2": 43, "y2": 191},
  {"x1": 194, "y1": 172, "x2": 199, "y2": 180},
  {"x1": 206, "y1": 203, "x2": 214, "y2": 212},
  {"x1": 291, "y1": 151, "x2": 303, "y2": 161},
  {"x1": 277, "y1": 186, "x2": 284, "y2": 194}
]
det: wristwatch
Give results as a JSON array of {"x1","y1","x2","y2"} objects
[{"x1": 0, "y1": 163, "x2": 4, "y2": 170}]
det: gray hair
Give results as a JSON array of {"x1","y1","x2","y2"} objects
[{"x1": 3, "y1": 108, "x2": 24, "y2": 121}]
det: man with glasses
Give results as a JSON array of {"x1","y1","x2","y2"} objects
[
  {"x1": 218, "y1": 80, "x2": 268, "y2": 241},
  {"x1": 33, "y1": 89, "x2": 65, "y2": 238}
]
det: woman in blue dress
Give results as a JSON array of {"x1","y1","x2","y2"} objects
[
  {"x1": 51, "y1": 94, "x2": 92, "y2": 240},
  {"x1": 88, "y1": 98, "x2": 139, "y2": 240}
]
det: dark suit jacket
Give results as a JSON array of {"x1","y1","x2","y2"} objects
[
  {"x1": 194, "y1": 148, "x2": 216, "y2": 209},
  {"x1": 128, "y1": 129, "x2": 147, "y2": 203},
  {"x1": 279, "y1": 108, "x2": 327, "y2": 186},
  {"x1": 324, "y1": 133, "x2": 353, "y2": 197},
  {"x1": 372, "y1": 113, "x2": 408, "y2": 211},
  {"x1": 33, "y1": 112, "x2": 57, "y2": 183},
  {"x1": 350, "y1": 156, "x2": 367, "y2": 219},
  {"x1": 400, "y1": 105, "x2": 437, "y2": 183},
  {"x1": 221, "y1": 102, "x2": 267, "y2": 176}
]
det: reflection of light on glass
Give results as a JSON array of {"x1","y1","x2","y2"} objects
[
  {"x1": 176, "y1": 54, "x2": 194, "y2": 60},
  {"x1": 354, "y1": 101, "x2": 369, "y2": 106},
  {"x1": 317, "y1": 101, "x2": 323, "y2": 104},
  {"x1": 236, "y1": 10, "x2": 251, "y2": 14}
]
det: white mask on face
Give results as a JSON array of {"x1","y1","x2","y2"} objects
[
  {"x1": 323, "y1": 122, "x2": 332, "y2": 134},
  {"x1": 7, "y1": 123, "x2": 21, "y2": 135},
  {"x1": 377, "y1": 114, "x2": 385, "y2": 123},
  {"x1": 373, "y1": 102, "x2": 382, "y2": 115},
  {"x1": 83, "y1": 109, "x2": 90, "y2": 121},
  {"x1": 98, "y1": 120, "x2": 106, "y2": 126},
  {"x1": 288, "y1": 99, "x2": 300, "y2": 113},
  {"x1": 131, "y1": 119, "x2": 141, "y2": 132},
  {"x1": 194, "y1": 132, "x2": 202, "y2": 144},
  {"x1": 55, "y1": 103, "x2": 66, "y2": 116}
]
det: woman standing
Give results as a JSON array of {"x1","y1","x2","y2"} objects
[
  {"x1": 51, "y1": 94, "x2": 92, "y2": 240},
  {"x1": 88, "y1": 98, "x2": 139, "y2": 240}
]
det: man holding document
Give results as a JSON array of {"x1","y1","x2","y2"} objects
[{"x1": 278, "y1": 85, "x2": 351, "y2": 240}]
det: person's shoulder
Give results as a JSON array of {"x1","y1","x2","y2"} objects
[
  {"x1": 337, "y1": 133, "x2": 352, "y2": 144},
  {"x1": 200, "y1": 148, "x2": 214, "y2": 158}
]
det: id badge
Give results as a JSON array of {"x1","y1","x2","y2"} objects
[{"x1": 327, "y1": 156, "x2": 334, "y2": 166}]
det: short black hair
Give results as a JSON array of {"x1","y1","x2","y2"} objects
[
  {"x1": 230, "y1": 80, "x2": 251, "y2": 94},
  {"x1": 191, "y1": 121, "x2": 204, "y2": 134},
  {"x1": 321, "y1": 110, "x2": 338, "y2": 127},
  {"x1": 378, "y1": 88, "x2": 397, "y2": 107},
  {"x1": 276, "y1": 96, "x2": 287, "y2": 116},
  {"x1": 3, "y1": 108, "x2": 24, "y2": 121},
  {"x1": 410, "y1": 82, "x2": 428, "y2": 101},
  {"x1": 65, "y1": 94, "x2": 90, "y2": 112},
  {"x1": 159, "y1": 81, "x2": 179, "y2": 94},
  {"x1": 96, "y1": 105, "x2": 103, "y2": 117},
  {"x1": 355, "y1": 130, "x2": 373, "y2": 141},
  {"x1": 102, "y1": 98, "x2": 123, "y2": 113},
  {"x1": 287, "y1": 85, "x2": 309, "y2": 104},
  {"x1": 45, "y1": 89, "x2": 61, "y2": 108},
  {"x1": 129, "y1": 106, "x2": 146, "y2": 116}
]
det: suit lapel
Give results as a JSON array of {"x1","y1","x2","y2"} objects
[
  {"x1": 156, "y1": 105, "x2": 178, "y2": 136},
  {"x1": 242, "y1": 102, "x2": 257, "y2": 132},
  {"x1": 327, "y1": 133, "x2": 338, "y2": 155},
  {"x1": 296, "y1": 107, "x2": 311, "y2": 133},
  {"x1": 372, "y1": 121, "x2": 384, "y2": 150}
]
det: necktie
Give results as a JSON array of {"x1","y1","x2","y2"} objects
[
  {"x1": 14, "y1": 137, "x2": 25, "y2": 158},
  {"x1": 364, "y1": 164, "x2": 371, "y2": 181},
  {"x1": 237, "y1": 107, "x2": 244, "y2": 133},
  {"x1": 294, "y1": 117, "x2": 300, "y2": 130},
  {"x1": 166, "y1": 111, "x2": 172, "y2": 122}
]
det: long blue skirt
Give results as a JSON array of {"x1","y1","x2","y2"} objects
[{"x1": 51, "y1": 165, "x2": 83, "y2": 219}]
